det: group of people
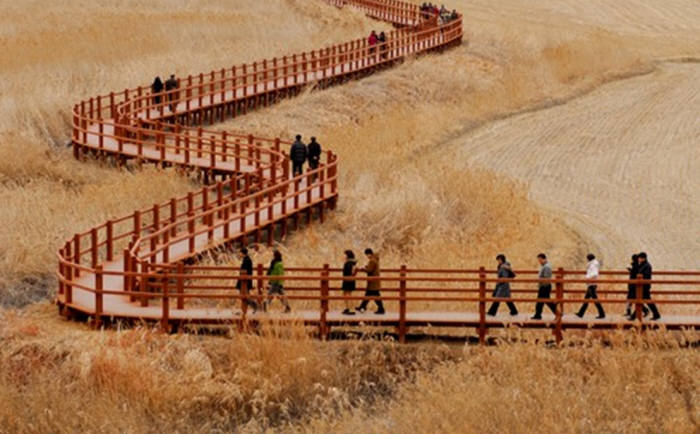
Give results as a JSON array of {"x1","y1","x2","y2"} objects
[
  {"x1": 151, "y1": 75, "x2": 180, "y2": 111},
  {"x1": 420, "y1": 3, "x2": 458, "y2": 22},
  {"x1": 290, "y1": 135, "x2": 322, "y2": 177},
  {"x1": 368, "y1": 31, "x2": 389, "y2": 59},
  {"x1": 487, "y1": 252, "x2": 660, "y2": 321},
  {"x1": 235, "y1": 247, "x2": 384, "y2": 315},
  {"x1": 235, "y1": 249, "x2": 661, "y2": 320}
]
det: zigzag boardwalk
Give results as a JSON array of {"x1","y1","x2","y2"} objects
[{"x1": 55, "y1": 0, "x2": 699, "y2": 343}]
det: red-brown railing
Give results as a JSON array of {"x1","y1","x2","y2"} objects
[
  {"x1": 57, "y1": 262, "x2": 700, "y2": 342},
  {"x1": 55, "y1": 1, "x2": 466, "y2": 325}
]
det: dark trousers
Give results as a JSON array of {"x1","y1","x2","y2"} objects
[
  {"x1": 639, "y1": 287, "x2": 660, "y2": 318},
  {"x1": 576, "y1": 285, "x2": 605, "y2": 317},
  {"x1": 533, "y1": 284, "x2": 557, "y2": 318},
  {"x1": 488, "y1": 300, "x2": 518, "y2": 316},
  {"x1": 292, "y1": 161, "x2": 304, "y2": 177},
  {"x1": 358, "y1": 290, "x2": 384, "y2": 312}
]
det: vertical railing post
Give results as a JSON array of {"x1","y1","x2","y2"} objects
[
  {"x1": 123, "y1": 248, "x2": 131, "y2": 299},
  {"x1": 239, "y1": 269, "x2": 249, "y2": 332},
  {"x1": 161, "y1": 275, "x2": 170, "y2": 333},
  {"x1": 73, "y1": 234, "x2": 81, "y2": 278},
  {"x1": 106, "y1": 220, "x2": 113, "y2": 261},
  {"x1": 257, "y1": 263, "x2": 264, "y2": 309},
  {"x1": 65, "y1": 258, "x2": 73, "y2": 305},
  {"x1": 554, "y1": 268, "x2": 565, "y2": 344},
  {"x1": 320, "y1": 264, "x2": 330, "y2": 340},
  {"x1": 177, "y1": 262, "x2": 185, "y2": 310},
  {"x1": 140, "y1": 261, "x2": 149, "y2": 307},
  {"x1": 478, "y1": 266, "x2": 486, "y2": 345},
  {"x1": 94, "y1": 265, "x2": 103, "y2": 328},
  {"x1": 90, "y1": 227, "x2": 98, "y2": 268},
  {"x1": 399, "y1": 265, "x2": 407, "y2": 343},
  {"x1": 635, "y1": 277, "x2": 644, "y2": 321}
]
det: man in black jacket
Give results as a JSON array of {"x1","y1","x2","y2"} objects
[
  {"x1": 290, "y1": 135, "x2": 307, "y2": 177},
  {"x1": 637, "y1": 252, "x2": 660, "y2": 320},
  {"x1": 164, "y1": 74, "x2": 179, "y2": 112},
  {"x1": 236, "y1": 247, "x2": 258, "y2": 312},
  {"x1": 307, "y1": 137, "x2": 321, "y2": 181}
]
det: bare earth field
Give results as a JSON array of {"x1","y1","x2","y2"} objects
[{"x1": 0, "y1": 0, "x2": 698, "y2": 432}]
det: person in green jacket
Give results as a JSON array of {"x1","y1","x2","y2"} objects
[{"x1": 263, "y1": 250, "x2": 291, "y2": 313}]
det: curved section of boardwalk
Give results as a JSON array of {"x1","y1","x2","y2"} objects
[{"x1": 55, "y1": 0, "x2": 699, "y2": 342}]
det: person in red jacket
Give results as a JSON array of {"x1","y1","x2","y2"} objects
[{"x1": 368, "y1": 31, "x2": 378, "y2": 59}]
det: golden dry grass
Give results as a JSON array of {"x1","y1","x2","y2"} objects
[
  {"x1": 1, "y1": 304, "x2": 698, "y2": 433},
  {"x1": 0, "y1": 0, "x2": 698, "y2": 431}
]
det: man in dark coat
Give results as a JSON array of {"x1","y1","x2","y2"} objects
[
  {"x1": 290, "y1": 135, "x2": 307, "y2": 176},
  {"x1": 487, "y1": 254, "x2": 518, "y2": 316},
  {"x1": 625, "y1": 254, "x2": 647, "y2": 318},
  {"x1": 307, "y1": 137, "x2": 321, "y2": 171},
  {"x1": 151, "y1": 76, "x2": 164, "y2": 105},
  {"x1": 637, "y1": 252, "x2": 660, "y2": 320},
  {"x1": 164, "y1": 74, "x2": 179, "y2": 112},
  {"x1": 236, "y1": 247, "x2": 257, "y2": 311}
]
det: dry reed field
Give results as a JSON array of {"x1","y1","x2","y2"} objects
[{"x1": 0, "y1": 0, "x2": 699, "y2": 431}]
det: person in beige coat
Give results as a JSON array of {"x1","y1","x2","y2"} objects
[{"x1": 355, "y1": 248, "x2": 385, "y2": 314}]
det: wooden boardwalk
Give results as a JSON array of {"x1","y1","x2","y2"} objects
[{"x1": 55, "y1": 0, "x2": 700, "y2": 342}]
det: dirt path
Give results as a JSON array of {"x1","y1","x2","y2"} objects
[{"x1": 448, "y1": 62, "x2": 699, "y2": 269}]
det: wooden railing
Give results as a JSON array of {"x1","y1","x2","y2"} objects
[
  {"x1": 57, "y1": 263, "x2": 700, "y2": 342},
  {"x1": 55, "y1": 1, "x2": 466, "y2": 325}
]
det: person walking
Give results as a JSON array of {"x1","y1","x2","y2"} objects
[
  {"x1": 368, "y1": 31, "x2": 378, "y2": 58},
  {"x1": 637, "y1": 252, "x2": 660, "y2": 320},
  {"x1": 341, "y1": 250, "x2": 358, "y2": 315},
  {"x1": 487, "y1": 254, "x2": 518, "y2": 316},
  {"x1": 378, "y1": 31, "x2": 388, "y2": 60},
  {"x1": 531, "y1": 253, "x2": 557, "y2": 320},
  {"x1": 290, "y1": 135, "x2": 307, "y2": 177},
  {"x1": 151, "y1": 76, "x2": 164, "y2": 105},
  {"x1": 356, "y1": 248, "x2": 385, "y2": 314},
  {"x1": 236, "y1": 247, "x2": 258, "y2": 312},
  {"x1": 575, "y1": 254, "x2": 606, "y2": 319},
  {"x1": 164, "y1": 74, "x2": 179, "y2": 112},
  {"x1": 307, "y1": 137, "x2": 322, "y2": 172},
  {"x1": 262, "y1": 250, "x2": 291, "y2": 313},
  {"x1": 624, "y1": 254, "x2": 648, "y2": 318}
]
